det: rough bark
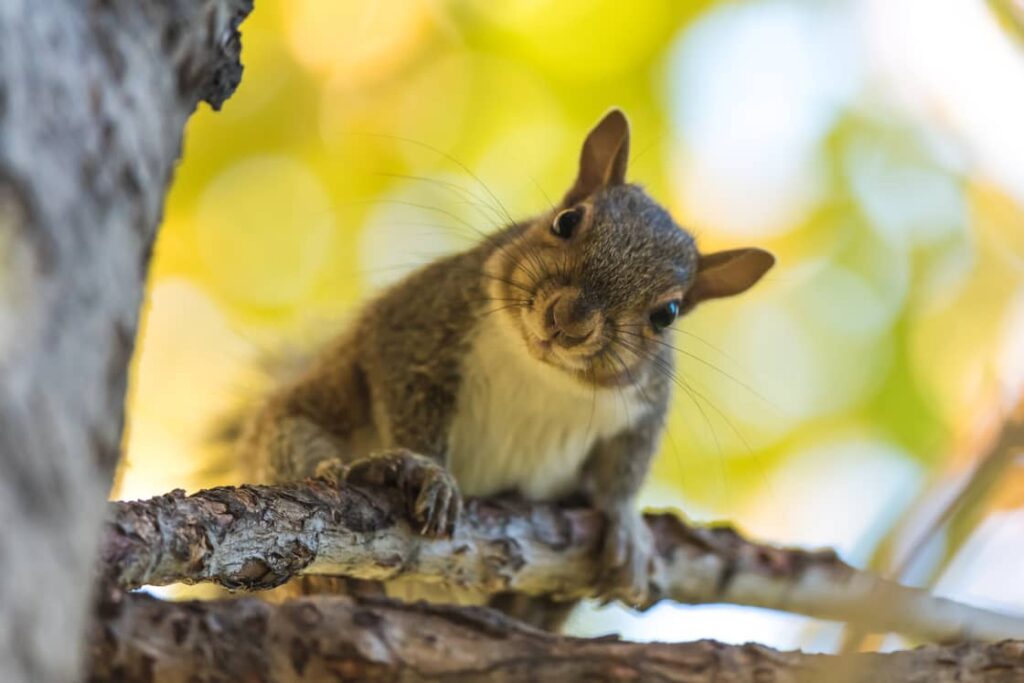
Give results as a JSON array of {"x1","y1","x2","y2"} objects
[
  {"x1": 87, "y1": 591, "x2": 1024, "y2": 683},
  {"x1": 103, "y1": 480, "x2": 1024, "y2": 643},
  {"x1": 0, "y1": 1, "x2": 251, "y2": 681}
]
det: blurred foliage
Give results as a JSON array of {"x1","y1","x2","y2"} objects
[{"x1": 122, "y1": 0, "x2": 1024, "y2": 650}]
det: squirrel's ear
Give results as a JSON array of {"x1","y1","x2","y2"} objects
[
  {"x1": 564, "y1": 108, "x2": 630, "y2": 205},
  {"x1": 688, "y1": 248, "x2": 775, "y2": 305}
]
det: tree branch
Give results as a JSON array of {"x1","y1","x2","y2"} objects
[
  {"x1": 103, "y1": 480, "x2": 1024, "y2": 643},
  {"x1": 87, "y1": 591, "x2": 1024, "y2": 682}
]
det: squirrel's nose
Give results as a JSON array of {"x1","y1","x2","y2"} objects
[{"x1": 548, "y1": 290, "x2": 601, "y2": 346}]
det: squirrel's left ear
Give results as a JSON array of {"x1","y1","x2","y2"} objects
[
  {"x1": 564, "y1": 108, "x2": 630, "y2": 205},
  {"x1": 687, "y1": 248, "x2": 775, "y2": 306}
]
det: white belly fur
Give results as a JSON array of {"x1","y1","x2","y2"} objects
[
  {"x1": 447, "y1": 317, "x2": 646, "y2": 502},
  {"x1": 386, "y1": 318, "x2": 646, "y2": 606}
]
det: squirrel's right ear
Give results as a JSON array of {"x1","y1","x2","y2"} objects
[{"x1": 564, "y1": 109, "x2": 630, "y2": 205}]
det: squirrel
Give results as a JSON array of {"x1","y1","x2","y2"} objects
[{"x1": 234, "y1": 109, "x2": 774, "y2": 630}]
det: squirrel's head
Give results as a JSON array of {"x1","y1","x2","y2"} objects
[{"x1": 483, "y1": 109, "x2": 774, "y2": 387}]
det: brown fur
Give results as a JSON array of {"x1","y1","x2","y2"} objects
[{"x1": 235, "y1": 109, "x2": 774, "y2": 629}]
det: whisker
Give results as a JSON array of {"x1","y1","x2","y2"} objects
[
  {"x1": 585, "y1": 364, "x2": 598, "y2": 437},
  {"x1": 355, "y1": 132, "x2": 518, "y2": 227},
  {"x1": 389, "y1": 169, "x2": 549, "y2": 289},
  {"x1": 364, "y1": 180, "x2": 561, "y2": 303},
  {"x1": 467, "y1": 296, "x2": 531, "y2": 303},
  {"x1": 619, "y1": 321, "x2": 747, "y2": 369},
  {"x1": 616, "y1": 335, "x2": 784, "y2": 522},
  {"x1": 617, "y1": 336, "x2": 751, "y2": 453},
  {"x1": 345, "y1": 198, "x2": 482, "y2": 234},
  {"x1": 375, "y1": 171, "x2": 508, "y2": 229},
  {"x1": 527, "y1": 172, "x2": 555, "y2": 211},
  {"x1": 349, "y1": 189, "x2": 547, "y2": 288},
  {"x1": 480, "y1": 302, "x2": 528, "y2": 318},
  {"x1": 614, "y1": 337, "x2": 728, "y2": 478},
  {"x1": 444, "y1": 265, "x2": 535, "y2": 296},
  {"x1": 606, "y1": 346, "x2": 638, "y2": 428},
  {"x1": 617, "y1": 328, "x2": 773, "y2": 408},
  {"x1": 609, "y1": 341, "x2": 688, "y2": 496}
]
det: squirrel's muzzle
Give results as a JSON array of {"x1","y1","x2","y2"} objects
[{"x1": 545, "y1": 289, "x2": 602, "y2": 348}]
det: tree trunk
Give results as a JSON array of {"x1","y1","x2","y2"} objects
[{"x1": 0, "y1": 1, "x2": 250, "y2": 680}]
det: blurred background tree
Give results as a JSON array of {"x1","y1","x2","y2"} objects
[{"x1": 119, "y1": 0, "x2": 1024, "y2": 653}]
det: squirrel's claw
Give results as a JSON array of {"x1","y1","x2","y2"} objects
[
  {"x1": 413, "y1": 463, "x2": 461, "y2": 538},
  {"x1": 596, "y1": 510, "x2": 653, "y2": 609},
  {"x1": 346, "y1": 448, "x2": 462, "y2": 539}
]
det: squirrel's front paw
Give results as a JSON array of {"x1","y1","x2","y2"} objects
[
  {"x1": 345, "y1": 448, "x2": 462, "y2": 538},
  {"x1": 597, "y1": 510, "x2": 653, "y2": 608}
]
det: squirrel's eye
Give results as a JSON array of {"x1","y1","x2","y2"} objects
[
  {"x1": 551, "y1": 207, "x2": 582, "y2": 239},
  {"x1": 649, "y1": 300, "x2": 680, "y2": 332}
]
